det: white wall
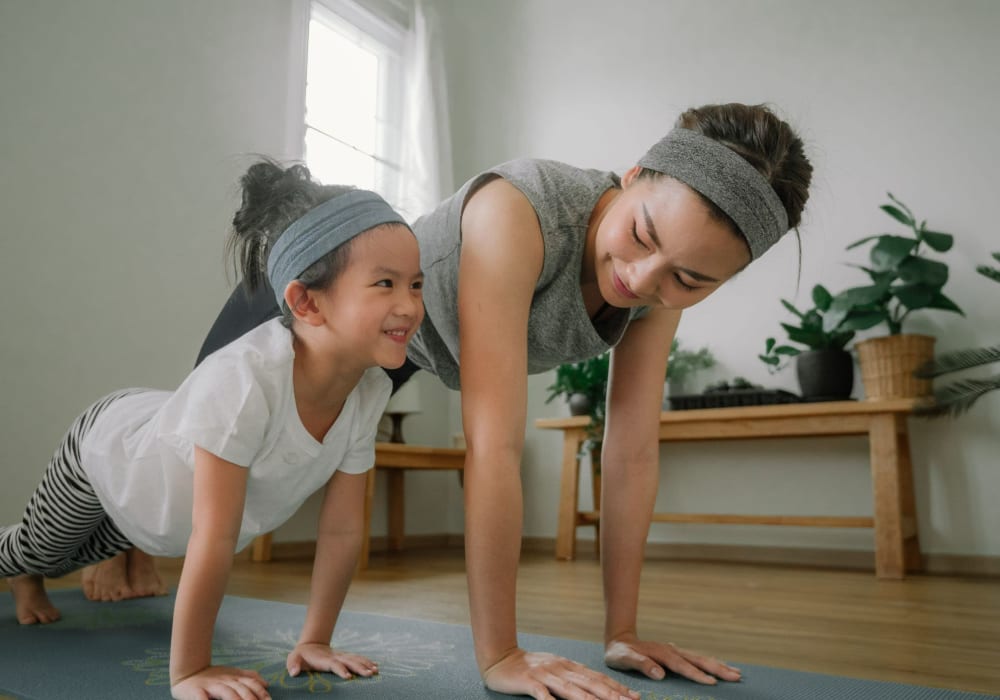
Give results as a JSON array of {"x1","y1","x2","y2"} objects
[
  {"x1": 2, "y1": 1, "x2": 997, "y2": 561},
  {"x1": 0, "y1": 0, "x2": 456, "y2": 545},
  {"x1": 432, "y1": 0, "x2": 1000, "y2": 557}
]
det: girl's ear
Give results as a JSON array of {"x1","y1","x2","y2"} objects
[
  {"x1": 283, "y1": 281, "x2": 325, "y2": 326},
  {"x1": 621, "y1": 164, "x2": 642, "y2": 188}
]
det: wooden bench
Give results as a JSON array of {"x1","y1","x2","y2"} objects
[
  {"x1": 535, "y1": 399, "x2": 920, "y2": 579},
  {"x1": 250, "y1": 442, "x2": 466, "y2": 569}
]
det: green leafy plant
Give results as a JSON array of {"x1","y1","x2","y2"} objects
[
  {"x1": 759, "y1": 284, "x2": 856, "y2": 372},
  {"x1": 666, "y1": 338, "x2": 716, "y2": 387},
  {"x1": 821, "y1": 193, "x2": 964, "y2": 336},
  {"x1": 915, "y1": 252, "x2": 1000, "y2": 417},
  {"x1": 545, "y1": 352, "x2": 610, "y2": 432}
]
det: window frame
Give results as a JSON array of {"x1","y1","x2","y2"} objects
[{"x1": 287, "y1": 0, "x2": 406, "y2": 202}]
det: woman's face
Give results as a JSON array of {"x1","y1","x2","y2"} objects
[{"x1": 593, "y1": 169, "x2": 753, "y2": 311}]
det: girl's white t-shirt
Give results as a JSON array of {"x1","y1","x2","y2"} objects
[{"x1": 79, "y1": 318, "x2": 391, "y2": 556}]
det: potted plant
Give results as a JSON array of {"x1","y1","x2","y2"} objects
[
  {"x1": 914, "y1": 252, "x2": 1000, "y2": 416},
  {"x1": 664, "y1": 338, "x2": 716, "y2": 398},
  {"x1": 821, "y1": 193, "x2": 964, "y2": 399},
  {"x1": 545, "y1": 352, "x2": 610, "y2": 425},
  {"x1": 759, "y1": 283, "x2": 856, "y2": 400}
]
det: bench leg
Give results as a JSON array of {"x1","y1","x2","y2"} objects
[
  {"x1": 358, "y1": 469, "x2": 376, "y2": 570},
  {"x1": 870, "y1": 413, "x2": 920, "y2": 579},
  {"x1": 251, "y1": 533, "x2": 272, "y2": 562},
  {"x1": 387, "y1": 470, "x2": 405, "y2": 551},
  {"x1": 556, "y1": 430, "x2": 584, "y2": 560}
]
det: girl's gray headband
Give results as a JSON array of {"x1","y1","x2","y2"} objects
[
  {"x1": 638, "y1": 127, "x2": 788, "y2": 259},
  {"x1": 267, "y1": 189, "x2": 408, "y2": 306}
]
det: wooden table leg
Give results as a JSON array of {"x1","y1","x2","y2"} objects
[
  {"x1": 387, "y1": 470, "x2": 405, "y2": 552},
  {"x1": 869, "y1": 413, "x2": 907, "y2": 579},
  {"x1": 251, "y1": 533, "x2": 272, "y2": 562},
  {"x1": 896, "y1": 417, "x2": 923, "y2": 572},
  {"x1": 555, "y1": 429, "x2": 584, "y2": 560},
  {"x1": 358, "y1": 469, "x2": 376, "y2": 570}
]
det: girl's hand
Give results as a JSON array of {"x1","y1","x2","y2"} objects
[
  {"x1": 604, "y1": 634, "x2": 741, "y2": 686},
  {"x1": 482, "y1": 647, "x2": 640, "y2": 700},
  {"x1": 170, "y1": 666, "x2": 269, "y2": 700},
  {"x1": 286, "y1": 642, "x2": 379, "y2": 679}
]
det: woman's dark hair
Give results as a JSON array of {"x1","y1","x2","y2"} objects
[
  {"x1": 227, "y1": 159, "x2": 355, "y2": 326},
  {"x1": 637, "y1": 103, "x2": 813, "y2": 251}
]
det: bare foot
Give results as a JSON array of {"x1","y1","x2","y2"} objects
[
  {"x1": 125, "y1": 548, "x2": 167, "y2": 598},
  {"x1": 81, "y1": 552, "x2": 134, "y2": 601},
  {"x1": 7, "y1": 574, "x2": 61, "y2": 624}
]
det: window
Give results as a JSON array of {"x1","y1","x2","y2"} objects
[{"x1": 304, "y1": 0, "x2": 404, "y2": 200}]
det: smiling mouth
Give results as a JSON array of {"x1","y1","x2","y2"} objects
[
  {"x1": 384, "y1": 328, "x2": 410, "y2": 343},
  {"x1": 612, "y1": 272, "x2": 639, "y2": 300}
]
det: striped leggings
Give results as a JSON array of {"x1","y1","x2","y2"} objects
[{"x1": 0, "y1": 391, "x2": 136, "y2": 579}]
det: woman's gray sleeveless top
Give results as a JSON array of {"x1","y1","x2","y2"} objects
[{"x1": 408, "y1": 158, "x2": 647, "y2": 390}]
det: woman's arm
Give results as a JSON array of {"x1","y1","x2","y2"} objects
[
  {"x1": 458, "y1": 180, "x2": 638, "y2": 700},
  {"x1": 600, "y1": 308, "x2": 741, "y2": 684},
  {"x1": 286, "y1": 469, "x2": 379, "y2": 679},
  {"x1": 170, "y1": 446, "x2": 269, "y2": 699},
  {"x1": 458, "y1": 179, "x2": 541, "y2": 670}
]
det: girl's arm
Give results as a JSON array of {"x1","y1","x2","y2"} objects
[
  {"x1": 458, "y1": 180, "x2": 637, "y2": 700},
  {"x1": 285, "y1": 469, "x2": 378, "y2": 679},
  {"x1": 170, "y1": 446, "x2": 269, "y2": 699},
  {"x1": 600, "y1": 308, "x2": 741, "y2": 684}
]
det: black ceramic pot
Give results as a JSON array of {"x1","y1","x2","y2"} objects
[
  {"x1": 568, "y1": 393, "x2": 593, "y2": 416},
  {"x1": 795, "y1": 349, "x2": 854, "y2": 401}
]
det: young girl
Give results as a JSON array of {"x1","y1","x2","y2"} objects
[
  {"x1": 111, "y1": 102, "x2": 814, "y2": 700},
  {"x1": 1, "y1": 160, "x2": 424, "y2": 700}
]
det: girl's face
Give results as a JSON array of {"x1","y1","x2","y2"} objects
[
  {"x1": 593, "y1": 169, "x2": 753, "y2": 310},
  {"x1": 317, "y1": 224, "x2": 424, "y2": 369}
]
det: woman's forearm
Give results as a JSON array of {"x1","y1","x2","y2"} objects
[
  {"x1": 463, "y1": 447, "x2": 524, "y2": 672},
  {"x1": 600, "y1": 454, "x2": 659, "y2": 644}
]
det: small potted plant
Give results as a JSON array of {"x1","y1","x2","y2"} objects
[
  {"x1": 759, "y1": 283, "x2": 856, "y2": 400},
  {"x1": 915, "y1": 252, "x2": 1000, "y2": 416},
  {"x1": 664, "y1": 338, "x2": 716, "y2": 398},
  {"x1": 545, "y1": 352, "x2": 610, "y2": 423},
  {"x1": 821, "y1": 193, "x2": 964, "y2": 399}
]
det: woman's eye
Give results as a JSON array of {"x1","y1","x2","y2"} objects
[
  {"x1": 631, "y1": 225, "x2": 647, "y2": 249},
  {"x1": 674, "y1": 273, "x2": 696, "y2": 292}
]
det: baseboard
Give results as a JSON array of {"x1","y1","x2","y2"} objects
[{"x1": 259, "y1": 535, "x2": 1000, "y2": 577}]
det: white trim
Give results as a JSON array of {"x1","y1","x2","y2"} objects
[
  {"x1": 313, "y1": 0, "x2": 405, "y2": 53},
  {"x1": 284, "y1": 0, "x2": 311, "y2": 162}
]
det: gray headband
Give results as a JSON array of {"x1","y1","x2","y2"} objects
[
  {"x1": 638, "y1": 127, "x2": 788, "y2": 259},
  {"x1": 267, "y1": 189, "x2": 408, "y2": 306}
]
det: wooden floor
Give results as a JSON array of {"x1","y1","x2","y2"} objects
[{"x1": 35, "y1": 548, "x2": 1000, "y2": 695}]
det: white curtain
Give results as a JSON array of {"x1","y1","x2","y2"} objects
[{"x1": 396, "y1": 0, "x2": 453, "y2": 222}]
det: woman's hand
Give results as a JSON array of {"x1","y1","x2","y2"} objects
[
  {"x1": 604, "y1": 634, "x2": 741, "y2": 685},
  {"x1": 286, "y1": 642, "x2": 379, "y2": 680},
  {"x1": 483, "y1": 647, "x2": 640, "y2": 700},
  {"x1": 171, "y1": 665, "x2": 269, "y2": 700}
]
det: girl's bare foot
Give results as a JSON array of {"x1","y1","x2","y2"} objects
[
  {"x1": 7, "y1": 574, "x2": 61, "y2": 624},
  {"x1": 81, "y1": 552, "x2": 133, "y2": 601},
  {"x1": 125, "y1": 548, "x2": 167, "y2": 597}
]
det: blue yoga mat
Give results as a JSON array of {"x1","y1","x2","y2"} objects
[{"x1": 0, "y1": 589, "x2": 995, "y2": 699}]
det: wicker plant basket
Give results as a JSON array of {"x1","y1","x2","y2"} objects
[{"x1": 855, "y1": 334, "x2": 935, "y2": 399}]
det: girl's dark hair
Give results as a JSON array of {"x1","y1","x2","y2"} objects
[
  {"x1": 227, "y1": 159, "x2": 355, "y2": 326},
  {"x1": 637, "y1": 103, "x2": 813, "y2": 252}
]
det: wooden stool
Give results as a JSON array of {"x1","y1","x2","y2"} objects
[{"x1": 250, "y1": 442, "x2": 466, "y2": 569}]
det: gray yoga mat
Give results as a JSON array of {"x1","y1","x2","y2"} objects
[{"x1": 0, "y1": 589, "x2": 995, "y2": 699}]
